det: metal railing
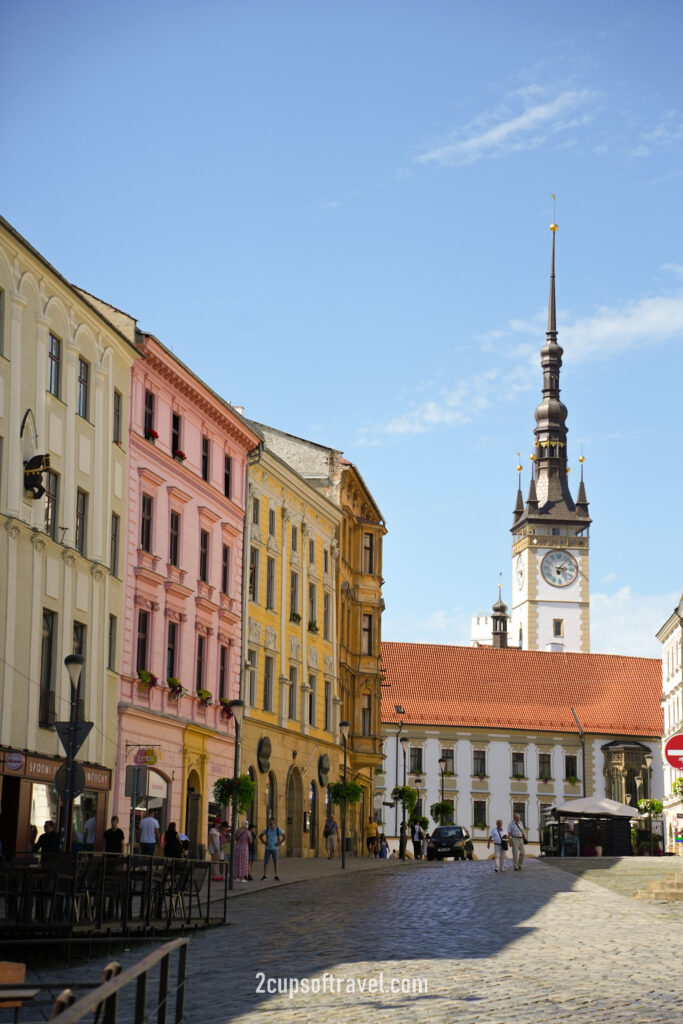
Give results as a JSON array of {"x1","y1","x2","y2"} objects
[{"x1": 50, "y1": 938, "x2": 188, "y2": 1023}]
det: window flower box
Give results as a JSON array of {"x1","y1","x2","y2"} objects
[
  {"x1": 290, "y1": 612, "x2": 302, "y2": 624},
  {"x1": 196, "y1": 688, "x2": 213, "y2": 708},
  {"x1": 167, "y1": 677, "x2": 184, "y2": 701},
  {"x1": 137, "y1": 670, "x2": 158, "y2": 692},
  {"x1": 145, "y1": 428, "x2": 159, "y2": 442},
  {"x1": 308, "y1": 620, "x2": 319, "y2": 634},
  {"x1": 220, "y1": 698, "x2": 234, "y2": 721},
  {"x1": 173, "y1": 450, "x2": 186, "y2": 462}
]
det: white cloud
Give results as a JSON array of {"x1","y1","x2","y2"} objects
[
  {"x1": 416, "y1": 88, "x2": 596, "y2": 168},
  {"x1": 562, "y1": 293, "x2": 683, "y2": 363},
  {"x1": 382, "y1": 607, "x2": 471, "y2": 645},
  {"x1": 590, "y1": 586, "x2": 678, "y2": 657}
]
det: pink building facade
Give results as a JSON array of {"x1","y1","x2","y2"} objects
[{"x1": 112, "y1": 333, "x2": 260, "y2": 855}]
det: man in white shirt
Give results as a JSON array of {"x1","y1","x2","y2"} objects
[
  {"x1": 487, "y1": 819, "x2": 508, "y2": 873},
  {"x1": 83, "y1": 813, "x2": 98, "y2": 851},
  {"x1": 139, "y1": 811, "x2": 160, "y2": 856},
  {"x1": 507, "y1": 813, "x2": 527, "y2": 870}
]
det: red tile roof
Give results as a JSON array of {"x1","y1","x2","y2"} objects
[{"x1": 381, "y1": 642, "x2": 662, "y2": 736}]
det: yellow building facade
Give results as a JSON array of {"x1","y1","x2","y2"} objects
[{"x1": 240, "y1": 449, "x2": 343, "y2": 857}]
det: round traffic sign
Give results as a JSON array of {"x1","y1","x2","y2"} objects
[{"x1": 664, "y1": 734, "x2": 683, "y2": 770}]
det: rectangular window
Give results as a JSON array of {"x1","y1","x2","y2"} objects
[
  {"x1": 553, "y1": 619, "x2": 564, "y2": 637},
  {"x1": 361, "y1": 693, "x2": 371, "y2": 736},
  {"x1": 266, "y1": 557, "x2": 276, "y2": 609},
  {"x1": 140, "y1": 493, "x2": 152, "y2": 553},
  {"x1": 113, "y1": 389, "x2": 122, "y2": 444},
  {"x1": 166, "y1": 621, "x2": 177, "y2": 680},
  {"x1": 75, "y1": 489, "x2": 87, "y2": 555},
  {"x1": 45, "y1": 470, "x2": 59, "y2": 540},
  {"x1": 409, "y1": 747, "x2": 423, "y2": 773},
  {"x1": 512, "y1": 752, "x2": 525, "y2": 778},
  {"x1": 144, "y1": 390, "x2": 154, "y2": 435},
  {"x1": 39, "y1": 609, "x2": 56, "y2": 726},
  {"x1": 473, "y1": 750, "x2": 486, "y2": 776},
  {"x1": 169, "y1": 511, "x2": 180, "y2": 567},
  {"x1": 110, "y1": 512, "x2": 120, "y2": 575},
  {"x1": 308, "y1": 538, "x2": 315, "y2": 565},
  {"x1": 308, "y1": 582, "x2": 317, "y2": 626},
  {"x1": 268, "y1": 508, "x2": 276, "y2": 536},
  {"x1": 172, "y1": 413, "x2": 181, "y2": 454},
  {"x1": 136, "y1": 610, "x2": 149, "y2": 674},
  {"x1": 249, "y1": 547, "x2": 259, "y2": 602},
  {"x1": 324, "y1": 680, "x2": 332, "y2": 731},
  {"x1": 263, "y1": 655, "x2": 274, "y2": 712},
  {"x1": 441, "y1": 748, "x2": 455, "y2": 774},
  {"x1": 291, "y1": 525, "x2": 298, "y2": 552},
  {"x1": 77, "y1": 359, "x2": 89, "y2": 419},
  {"x1": 473, "y1": 800, "x2": 487, "y2": 828},
  {"x1": 199, "y1": 529, "x2": 209, "y2": 583},
  {"x1": 195, "y1": 635, "x2": 205, "y2": 689},
  {"x1": 48, "y1": 334, "x2": 61, "y2": 398},
  {"x1": 288, "y1": 665, "x2": 298, "y2": 720},
  {"x1": 72, "y1": 621, "x2": 86, "y2": 664},
  {"x1": 201, "y1": 436, "x2": 210, "y2": 481},
  {"x1": 308, "y1": 673, "x2": 316, "y2": 727},
  {"x1": 246, "y1": 649, "x2": 257, "y2": 705},
  {"x1": 323, "y1": 592, "x2": 331, "y2": 640},
  {"x1": 290, "y1": 571, "x2": 299, "y2": 618},
  {"x1": 363, "y1": 532, "x2": 374, "y2": 574},
  {"x1": 108, "y1": 615, "x2": 117, "y2": 671},
  {"x1": 252, "y1": 496, "x2": 260, "y2": 525},
  {"x1": 565, "y1": 754, "x2": 578, "y2": 780},
  {"x1": 224, "y1": 455, "x2": 232, "y2": 498},
  {"x1": 362, "y1": 613, "x2": 373, "y2": 655},
  {"x1": 219, "y1": 645, "x2": 228, "y2": 701},
  {"x1": 221, "y1": 544, "x2": 230, "y2": 594},
  {"x1": 538, "y1": 753, "x2": 552, "y2": 779},
  {"x1": 324, "y1": 548, "x2": 329, "y2": 575},
  {"x1": 512, "y1": 802, "x2": 526, "y2": 822}
]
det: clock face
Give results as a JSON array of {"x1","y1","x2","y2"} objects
[
  {"x1": 541, "y1": 549, "x2": 578, "y2": 587},
  {"x1": 516, "y1": 555, "x2": 525, "y2": 590}
]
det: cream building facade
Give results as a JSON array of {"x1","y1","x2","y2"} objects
[
  {"x1": 0, "y1": 216, "x2": 138, "y2": 854},
  {"x1": 656, "y1": 597, "x2": 683, "y2": 852}
]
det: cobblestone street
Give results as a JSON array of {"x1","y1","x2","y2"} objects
[{"x1": 30, "y1": 857, "x2": 683, "y2": 1023}]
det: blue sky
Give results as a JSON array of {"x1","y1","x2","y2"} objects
[{"x1": 3, "y1": 1, "x2": 682, "y2": 656}]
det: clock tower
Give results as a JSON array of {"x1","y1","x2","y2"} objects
[{"x1": 510, "y1": 224, "x2": 591, "y2": 652}]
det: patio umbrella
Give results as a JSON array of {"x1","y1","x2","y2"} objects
[{"x1": 553, "y1": 796, "x2": 636, "y2": 818}]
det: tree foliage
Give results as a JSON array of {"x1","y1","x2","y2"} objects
[
  {"x1": 391, "y1": 785, "x2": 418, "y2": 816},
  {"x1": 329, "y1": 781, "x2": 363, "y2": 807},
  {"x1": 430, "y1": 800, "x2": 454, "y2": 824},
  {"x1": 213, "y1": 774, "x2": 255, "y2": 814}
]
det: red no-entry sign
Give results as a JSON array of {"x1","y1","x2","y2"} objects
[{"x1": 664, "y1": 734, "x2": 683, "y2": 770}]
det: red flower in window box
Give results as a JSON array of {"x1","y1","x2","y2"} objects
[
  {"x1": 145, "y1": 428, "x2": 159, "y2": 441},
  {"x1": 220, "y1": 698, "x2": 234, "y2": 720},
  {"x1": 173, "y1": 450, "x2": 187, "y2": 462}
]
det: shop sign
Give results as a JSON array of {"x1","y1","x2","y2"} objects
[
  {"x1": 25, "y1": 756, "x2": 59, "y2": 782},
  {"x1": 84, "y1": 767, "x2": 111, "y2": 791},
  {"x1": 5, "y1": 752, "x2": 25, "y2": 771},
  {"x1": 134, "y1": 747, "x2": 158, "y2": 766}
]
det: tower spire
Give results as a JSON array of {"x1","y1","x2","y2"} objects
[{"x1": 548, "y1": 221, "x2": 558, "y2": 334}]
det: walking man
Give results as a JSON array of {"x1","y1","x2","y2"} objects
[
  {"x1": 103, "y1": 816, "x2": 125, "y2": 853},
  {"x1": 323, "y1": 813, "x2": 338, "y2": 859},
  {"x1": 487, "y1": 819, "x2": 509, "y2": 873},
  {"x1": 83, "y1": 810, "x2": 98, "y2": 851},
  {"x1": 365, "y1": 816, "x2": 379, "y2": 856},
  {"x1": 259, "y1": 817, "x2": 286, "y2": 881},
  {"x1": 507, "y1": 812, "x2": 527, "y2": 871},
  {"x1": 139, "y1": 810, "x2": 160, "y2": 856}
]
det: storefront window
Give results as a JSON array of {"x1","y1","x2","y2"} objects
[
  {"x1": 30, "y1": 783, "x2": 59, "y2": 850},
  {"x1": 132, "y1": 770, "x2": 169, "y2": 846},
  {"x1": 72, "y1": 792, "x2": 98, "y2": 851}
]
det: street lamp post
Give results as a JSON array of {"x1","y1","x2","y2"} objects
[
  {"x1": 438, "y1": 756, "x2": 446, "y2": 824},
  {"x1": 60, "y1": 654, "x2": 85, "y2": 853},
  {"x1": 399, "y1": 735, "x2": 409, "y2": 860},
  {"x1": 644, "y1": 753, "x2": 654, "y2": 855},
  {"x1": 340, "y1": 721, "x2": 350, "y2": 870},
  {"x1": 635, "y1": 773, "x2": 644, "y2": 853},
  {"x1": 228, "y1": 700, "x2": 245, "y2": 891}
]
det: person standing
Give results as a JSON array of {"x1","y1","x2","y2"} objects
[
  {"x1": 34, "y1": 820, "x2": 59, "y2": 856},
  {"x1": 139, "y1": 810, "x2": 160, "y2": 856},
  {"x1": 507, "y1": 812, "x2": 527, "y2": 871},
  {"x1": 83, "y1": 811, "x2": 98, "y2": 852},
  {"x1": 365, "y1": 816, "x2": 379, "y2": 856},
  {"x1": 163, "y1": 822, "x2": 184, "y2": 858},
  {"x1": 103, "y1": 816, "x2": 125, "y2": 853},
  {"x1": 208, "y1": 818, "x2": 223, "y2": 880},
  {"x1": 487, "y1": 819, "x2": 509, "y2": 873},
  {"x1": 247, "y1": 823, "x2": 257, "y2": 879},
  {"x1": 411, "y1": 820, "x2": 424, "y2": 860},
  {"x1": 259, "y1": 817, "x2": 285, "y2": 880},
  {"x1": 234, "y1": 820, "x2": 252, "y2": 882},
  {"x1": 323, "y1": 813, "x2": 338, "y2": 859}
]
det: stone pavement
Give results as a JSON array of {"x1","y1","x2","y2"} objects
[{"x1": 28, "y1": 856, "x2": 683, "y2": 1024}]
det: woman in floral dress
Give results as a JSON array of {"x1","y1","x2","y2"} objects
[{"x1": 234, "y1": 820, "x2": 252, "y2": 882}]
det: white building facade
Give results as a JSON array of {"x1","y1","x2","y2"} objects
[{"x1": 656, "y1": 597, "x2": 683, "y2": 853}]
